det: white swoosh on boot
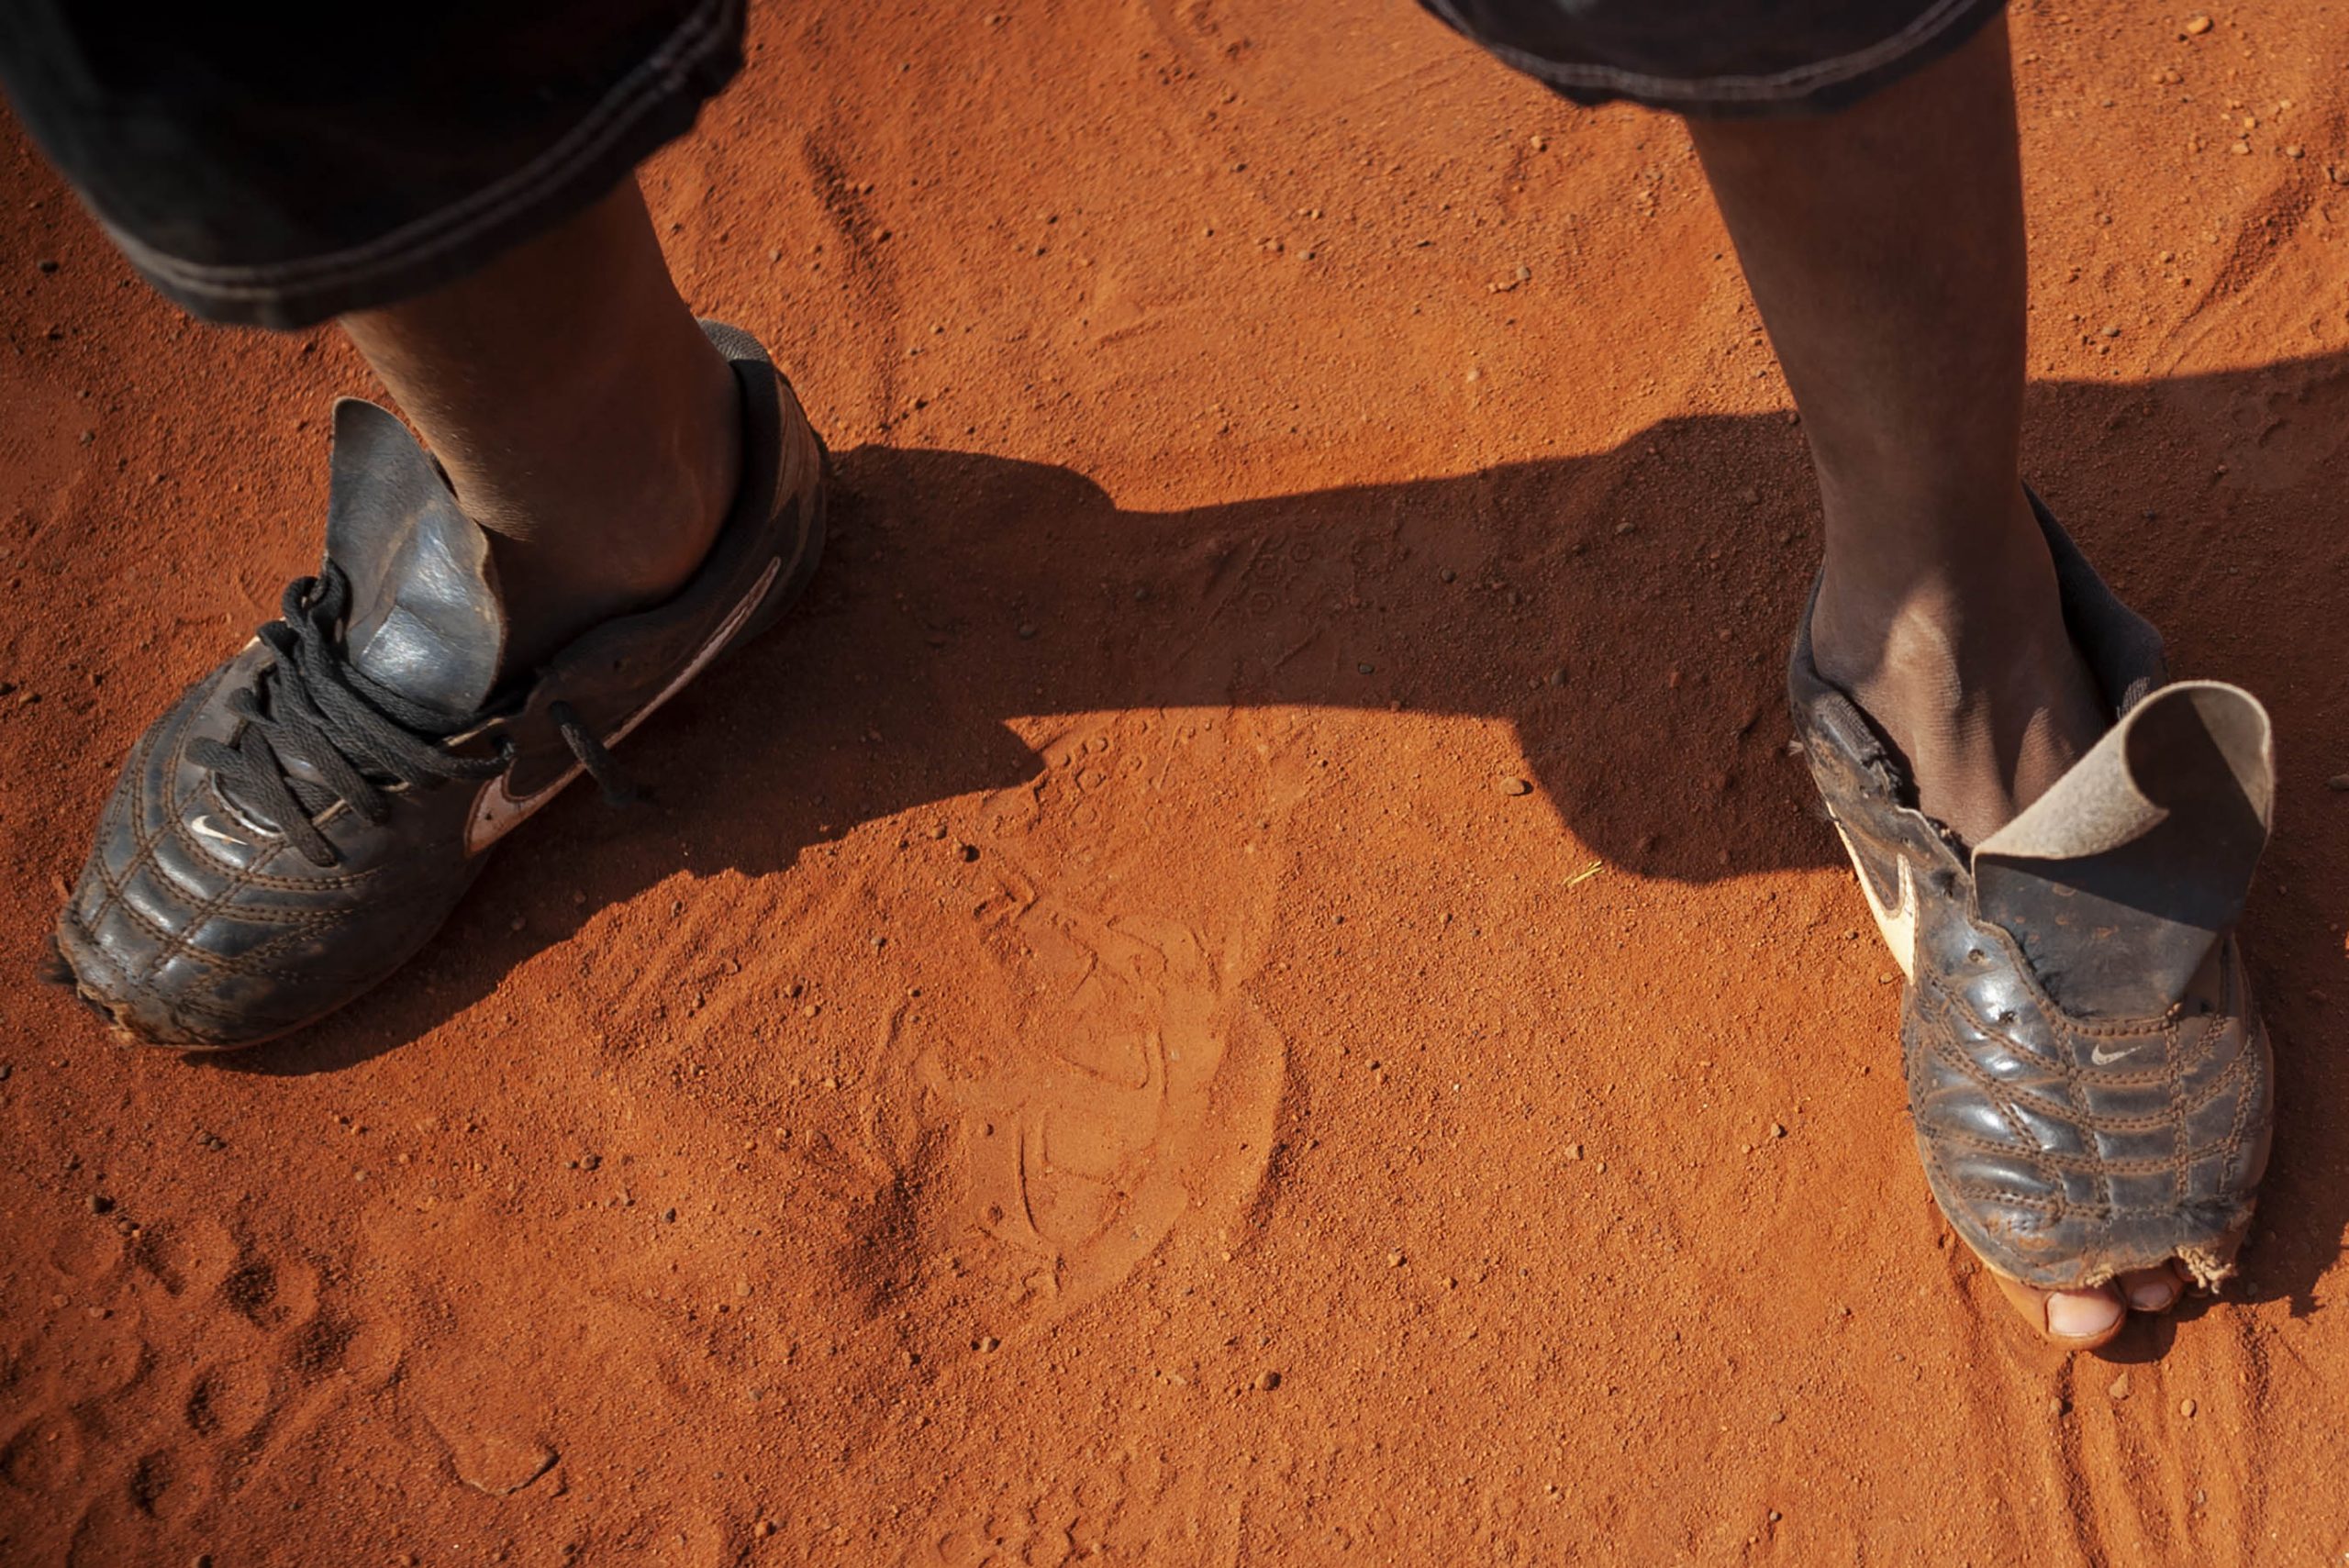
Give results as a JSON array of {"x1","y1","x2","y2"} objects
[{"x1": 463, "y1": 557, "x2": 781, "y2": 855}]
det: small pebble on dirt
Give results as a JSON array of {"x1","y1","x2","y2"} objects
[
  {"x1": 37, "y1": 259, "x2": 57, "y2": 273},
  {"x1": 1770, "y1": 1123, "x2": 1787, "y2": 1139},
  {"x1": 2326, "y1": 774, "x2": 2349, "y2": 792},
  {"x1": 2184, "y1": 15, "x2": 2213, "y2": 34},
  {"x1": 2109, "y1": 1371, "x2": 2132, "y2": 1400},
  {"x1": 1017, "y1": 622, "x2": 1037, "y2": 639},
  {"x1": 977, "y1": 1335, "x2": 1000, "y2": 1352},
  {"x1": 1497, "y1": 776, "x2": 1531, "y2": 795},
  {"x1": 87, "y1": 1194, "x2": 112, "y2": 1214},
  {"x1": 1256, "y1": 1370, "x2": 1282, "y2": 1391},
  {"x1": 1388, "y1": 1251, "x2": 1407, "y2": 1267},
  {"x1": 1440, "y1": 567, "x2": 1457, "y2": 583},
  {"x1": 2180, "y1": 1397, "x2": 2197, "y2": 1417},
  {"x1": 2047, "y1": 1396, "x2": 2067, "y2": 1417}
]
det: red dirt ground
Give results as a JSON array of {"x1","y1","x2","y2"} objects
[{"x1": 5, "y1": 2, "x2": 2348, "y2": 1562}]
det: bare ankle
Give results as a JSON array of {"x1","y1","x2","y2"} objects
[
  {"x1": 484, "y1": 352, "x2": 742, "y2": 671},
  {"x1": 1810, "y1": 507, "x2": 2107, "y2": 845}
]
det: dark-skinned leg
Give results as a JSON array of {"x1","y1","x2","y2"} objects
[
  {"x1": 1687, "y1": 17, "x2": 2192, "y2": 1345},
  {"x1": 340, "y1": 177, "x2": 740, "y2": 673}
]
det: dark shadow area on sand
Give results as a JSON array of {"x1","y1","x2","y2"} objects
[{"x1": 212, "y1": 355, "x2": 2349, "y2": 1323}]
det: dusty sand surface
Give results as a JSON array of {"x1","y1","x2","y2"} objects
[{"x1": 5, "y1": 2, "x2": 2348, "y2": 1562}]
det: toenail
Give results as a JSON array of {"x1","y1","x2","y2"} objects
[
  {"x1": 2046, "y1": 1292, "x2": 2123, "y2": 1340},
  {"x1": 2128, "y1": 1278, "x2": 2176, "y2": 1311}
]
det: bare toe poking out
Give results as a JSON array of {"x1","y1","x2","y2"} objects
[
  {"x1": 2120, "y1": 1263, "x2": 2185, "y2": 1314},
  {"x1": 1992, "y1": 1270, "x2": 2125, "y2": 1349}
]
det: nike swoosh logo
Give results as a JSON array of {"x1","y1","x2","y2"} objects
[
  {"x1": 464, "y1": 556, "x2": 782, "y2": 855},
  {"x1": 1833, "y1": 826, "x2": 1917, "y2": 981},
  {"x1": 190, "y1": 814, "x2": 250, "y2": 850},
  {"x1": 2089, "y1": 1043, "x2": 2141, "y2": 1065}
]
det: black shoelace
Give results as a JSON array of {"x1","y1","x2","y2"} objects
[{"x1": 191, "y1": 567, "x2": 508, "y2": 867}]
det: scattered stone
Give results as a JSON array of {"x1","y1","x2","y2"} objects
[
  {"x1": 2287, "y1": 144, "x2": 2305, "y2": 159},
  {"x1": 1770, "y1": 1123, "x2": 1787, "y2": 1139},
  {"x1": 2101, "y1": 324, "x2": 2122, "y2": 339},
  {"x1": 87, "y1": 1194, "x2": 113, "y2": 1215},
  {"x1": 1017, "y1": 622, "x2": 1038, "y2": 639},
  {"x1": 1530, "y1": 133, "x2": 1546, "y2": 151},
  {"x1": 2183, "y1": 15, "x2": 2212, "y2": 34},
  {"x1": 976, "y1": 1335, "x2": 1000, "y2": 1352},
  {"x1": 2180, "y1": 1397, "x2": 2198, "y2": 1418},
  {"x1": 957, "y1": 842, "x2": 979, "y2": 862},
  {"x1": 757, "y1": 1519, "x2": 778, "y2": 1537},
  {"x1": 1565, "y1": 1143, "x2": 1584, "y2": 1161},
  {"x1": 581, "y1": 1153, "x2": 602, "y2": 1171},
  {"x1": 2109, "y1": 1370, "x2": 2132, "y2": 1400},
  {"x1": 1357, "y1": 662, "x2": 1375, "y2": 675},
  {"x1": 662, "y1": 1207, "x2": 678, "y2": 1223},
  {"x1": 2047, "y1": 1396, "x2": 2067, "y2": 1418},
  {"x1": 448, "y1": 1431, "x2": 559, "y2": 1496},
  {"x1": 36, "y1": 259, "x2": 57, "y2": 274},
  {"x1": 0, "y1": 1063, "x2": 11, "y2": 1081},
  {"x1": 1497, "y1": 776, "x2": 1531, "y2": 795},
  {"x1": 2325, "y1": 774, "x2": 2349, "y2": 792},
  {"x1": 1439, "y1": 567, "x2": 1457, "y2": 584},
  {"x1": 1387, "y1": 1251, "x2": 1407, "y2": 1267},
  {"x1": 1546, "y1": 666, "x2": 1568, "y2": 687},
  {"x1": 1256, "y1": 1370, "x2": 1283, "y2": 1391}
]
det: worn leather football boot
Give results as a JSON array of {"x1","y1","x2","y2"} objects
[
  {"x1": 50, "y1": 321, "x2": 825, "y2": 1050},
  {"x1": 1790, "y1": 497, "x2": 2276, "y2": 1301}
]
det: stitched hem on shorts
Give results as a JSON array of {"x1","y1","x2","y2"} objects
[
  {"x1": 1425, "y1": 0, "x2": 2002, "y2": 114},
  {"x1": 106, "y1": 0, "x2": 743, "y2": 328}
]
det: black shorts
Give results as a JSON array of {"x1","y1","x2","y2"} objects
[
  {"x1": 0, "y1": 0, "x2": 744, "y2": 328},
  {"x1": 1421, "y1": 0, "x2": 2007, "y2": 116},
  {"x1": 0, "y1": 0, "x2": 2002, "y2": 330}
]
